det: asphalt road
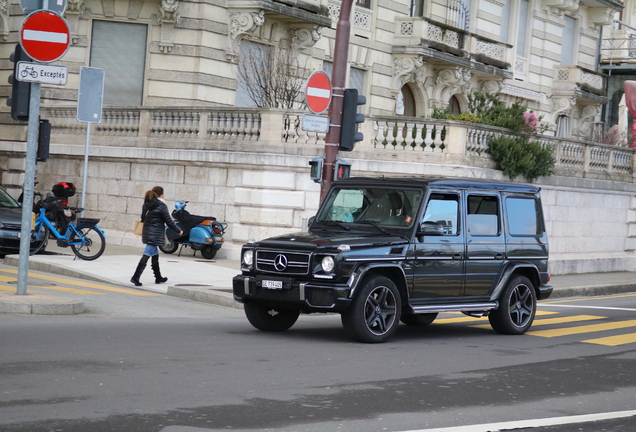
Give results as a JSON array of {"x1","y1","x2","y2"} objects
[{"x1": 1, "y1": 266, "x2": 636, "y2": 432}]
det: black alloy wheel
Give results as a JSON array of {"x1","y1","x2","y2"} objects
[
  {"x1": 489, "y1": 275, "x2": 537, "y2": 335},
  {"x1": 341, "y1": 275, "x2": 402, "y2": 343}
]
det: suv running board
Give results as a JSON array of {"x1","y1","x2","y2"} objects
[{"x1": 411, "y1": 302, "x2": 498, "y2": 314}]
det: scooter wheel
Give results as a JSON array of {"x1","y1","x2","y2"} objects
[
  {"x1": 160, "y1": 239, "x2": 179, "y2": 254},
  {"x1": 200, "y1": 245, "x2": 217, "y2": 259}
]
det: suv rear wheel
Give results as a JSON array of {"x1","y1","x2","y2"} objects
[
  {"x1": 489, "y1": 275, "x2": 536, "y2": 335},
  {"x1": 244, "y1": 302, "x2": 300, "y2": 332},
  {"x1": 342, "y1": 276, "x2": 402, "y2": 343},
  {"x1": 400, "y1": 313, "x2": 438, "y2": 327}
]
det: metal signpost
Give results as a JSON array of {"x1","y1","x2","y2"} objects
[
  {"x1": 16, "y1": 7, "x2": 71, "y2": 295},
  {"x1": 77, "y1": 67, "x2": 105, "y2": 217}
]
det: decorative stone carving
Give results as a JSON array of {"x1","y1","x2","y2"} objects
[
  {"x1": 66, "y1": 0, "x2": 85, "y2": 44},
  {"x1": 158, "y1": 0, "x2": 180, "y2": 52},
  {"x1": 101, "y1": 0, "x2": 114, "y2": 17},
  {"x1": 542, "y1": 0, "x2": 580, "y2": 13},
  {"x1": 289, "y1": 27, "x2": 321, "y2": 50},
  {"x1": 226, "y1": 11, "x2": 265, "y2": 61},
  {"x1": 128, "y1": 0, "x2": 144, "y2": 19},
  {"x1": 0, "y1": 0, "x2": 9, "y2": 41},
  {"x1": 480, "y1": 80, "x2": 503, "y2": 94},
  {"x1": 553, "y1": 97, "x2": 576, "y2": 115},
  {"x1": 436, "y1": 67, "x2": 471, "y2": 90},
  {"x1": 588, "y1": 8, "x2": 613, "y2": 28},
  {"x1": 391, "y1": 56, "x2": 427, "y2": 95},
  {"x1": 580, "y1": 104, "x2": 600, "y2": 122}
]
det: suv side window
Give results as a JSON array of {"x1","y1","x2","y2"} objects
[
  {"x1": 467, "y1": 194, "x2": 500, "y2": 236},
  {"x1": 506, "y1": 197, "x2": 540, "y2": 235},
  {"x1": 422, "y1": 193, "x2": 459, "y2": 235}
]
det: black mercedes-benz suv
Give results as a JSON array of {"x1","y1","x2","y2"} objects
[{"x1": 233, "y1": 177, "x2": 552, "y2": 343}]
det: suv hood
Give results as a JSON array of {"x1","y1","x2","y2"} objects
[
  {"x1": 254, "y1": 230, "x2": 409, "y2": 252},
  {"x1": 0, "y1": 207, "x2": 23, "y2": 225}
]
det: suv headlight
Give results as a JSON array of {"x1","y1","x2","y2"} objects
[
  {"x1": 242, "y1": 249, "x2": 254, "y2": 267},
  {"x1": 321, "y1": 256, "x2": 335, "y2": 273}
]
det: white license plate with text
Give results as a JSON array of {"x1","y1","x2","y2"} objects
[{"x1": 262, "y1": 280, "x2": 283, "y2": 289}]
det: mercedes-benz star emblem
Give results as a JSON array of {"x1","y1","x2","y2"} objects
[{"x1": 274, "y1": 254, "x2": 288, "y2": 271}]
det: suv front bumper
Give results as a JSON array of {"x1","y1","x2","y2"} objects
[{"x1": 233, "y1": 275, "x2": 352, "y2": 313}]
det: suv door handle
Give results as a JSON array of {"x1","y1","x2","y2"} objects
[
  {"x1": 495, "y1": 254, "x2": 504, "y2": 260},
  {"x1": 453, "y1": 254, "x2": 463, "y2": 260}
]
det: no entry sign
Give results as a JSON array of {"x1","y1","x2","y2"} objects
[
  {"x1": 20, "y1": 10, "x2": 71, "y2": 63},
  {"x1": 305, "y1": 71, "x2": 332, "y2": 114}
]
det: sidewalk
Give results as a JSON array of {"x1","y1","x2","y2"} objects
[{"x1": 2, "y1": 243, "x2": 636, "y2": 314}]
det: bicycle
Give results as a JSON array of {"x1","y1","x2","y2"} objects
[{"x1": 30, "y1": 192, "x2": 106, "y2": 260}]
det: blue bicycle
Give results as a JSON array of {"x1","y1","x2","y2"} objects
[{"x1": 30, "y1": 192, "x2": 106, "y2": 260}]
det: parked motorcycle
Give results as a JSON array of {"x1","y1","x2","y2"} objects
[{"x1": 159, "y1": 201, "x2": 226, "y2": 259}]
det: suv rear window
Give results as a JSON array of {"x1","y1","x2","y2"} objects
[{"x1": 506, "y1": 197, "x2": 540, "y2": 236}]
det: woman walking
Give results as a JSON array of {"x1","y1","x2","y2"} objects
[{"x1": 131, "y1": 186, "x2": 183, "y2": 286}]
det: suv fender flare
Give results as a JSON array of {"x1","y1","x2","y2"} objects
[
  {"x1": 489, "y1": 263, "x2": 541, "y2": 302},
  {"x1": 348, "y1": 263, "x2": 409, "y2": 301}
]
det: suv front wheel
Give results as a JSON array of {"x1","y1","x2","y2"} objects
[
  {"x1": 244, "y1": 302, "x2": 300, "y2": 332},
  {"x1": 342, "y1": 276, "x2": 402, "y2": 343},
  {"x1": 489, "y1": 275, "x2": 537, "y2": 335}
]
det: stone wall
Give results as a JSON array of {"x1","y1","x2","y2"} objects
[{"x1": 2, "y1": 140, "x2": 635, "y2": 275}]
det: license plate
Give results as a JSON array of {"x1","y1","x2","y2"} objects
[
  {"x1": 64, "y1": 209, "x2": 72, "y2": 217},
  {"x1": 262, "y1": 280, "x2": 283, "y2": 289}
]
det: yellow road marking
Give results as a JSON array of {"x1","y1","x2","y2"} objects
[
  {"x1": 435, "y1": 310, "x2": 557, "y2": 325},
  {"x1": 527, "y1": 320, "x2": 636, "y2": 338},
  {"x1": 583, "y1": 333, "x2": 636, "y2": 346},
  {"x1": 0, "y1": 269, "x2": 158, "y2": 296},
  {"x1": 31, "y1": 285, "x2": 106, "y2": 295},
  {"x1": 469, "y1": 315, "x2": 606, "y2": 330},
  {"x1": 0, "y1": 284, "x2": 43, "y2": 293}
]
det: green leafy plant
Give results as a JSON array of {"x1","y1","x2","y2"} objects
[{"x1": 429, "y1": 91, "x2": 554, "y2": 182}]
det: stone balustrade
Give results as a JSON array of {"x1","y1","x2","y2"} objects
[{"x1": 41, "y1": 107, "x2": 636, "y2": 181}]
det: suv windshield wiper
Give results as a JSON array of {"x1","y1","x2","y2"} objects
[
  {"x1": 314, "y1": 220, "x2": 350, "y2": 230},
  {"x1": 358, "y1": 221, "x2": 389, "y2": 234}
]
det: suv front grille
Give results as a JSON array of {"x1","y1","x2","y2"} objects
[{"x1": 256, "y1": 250, "x2": 310, "y2": 275}]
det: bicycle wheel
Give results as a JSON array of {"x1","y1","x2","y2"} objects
[
  {"x1": 30, "y1": 224, "x2": 49, "y2": 255},
  {"x1": 70, "y1": 225, "x2": 106, "y2": 260}
]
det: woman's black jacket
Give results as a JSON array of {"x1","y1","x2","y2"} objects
[{"x1": 141, "y1": 198, "x2": 181, "y2": 246}]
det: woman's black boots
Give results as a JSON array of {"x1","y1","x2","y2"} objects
[
  {"x1": 151, "y1": 254, "x2": 168, "y2": 284},
  {"x1": 131, "y1": 255, "x2": 149, "y2": 286}
]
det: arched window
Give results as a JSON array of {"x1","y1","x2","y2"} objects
[
  {"x1": 448, "y1": 95, "x2": 461, "y2": 115},
  {"x1": 396, "y1": 85, "x2": 416, "y2": 116}
]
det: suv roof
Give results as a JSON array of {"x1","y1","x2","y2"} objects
[{"x1": 335, "y1": 177, "x2": 541, "y2": 194}]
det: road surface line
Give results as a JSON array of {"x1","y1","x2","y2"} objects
[
  {"x1": 539, "y1": 304, "x2": 636, "y2": 311},
  {"x1": 31, "y1": 285, "x2": 106, "y2": 295},
  {"x1": 469, "y1": 315, "x2": 605, "y2": 330},
  {"x1": 0, "y1": 269, "x2": 158, "y2": 296},
  {"x1": 527, "y1": 320, "x2": 636, "y2": 338},
  {"x1": 437, "y1": 310, "x2": 557, "y2": 324},
  {"x1": 398, "y1": 409, "x2": 636, "y2": 432},
  {"x1": 583, "y1": 332, "x2": 636, "y2": 346}
]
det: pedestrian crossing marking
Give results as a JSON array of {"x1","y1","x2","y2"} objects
[
  {"x1": 435, "y1": 310, "x2": 558, "y2": 324},
  {"x1": 32, "y1": 285, "x2": 107, "y2": 295},
  {"x1": 582, "y1": 333, "x2": 636, "y2": 346},
  {"x1": 0, "y1": 269, "x2": 158, "y2": 296},
  {"x1": 469, "y1": 315, "x2": 606, "y2": 330},
  {"x1": 527, "y1": 320, "x2": 636, "y2": 338}
]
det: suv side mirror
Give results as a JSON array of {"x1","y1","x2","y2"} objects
[{"x1": 418, "y1": 221, "x2": 444, "y2": 236}]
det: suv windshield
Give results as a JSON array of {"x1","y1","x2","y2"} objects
[
  {"x1": 0, "y1": 188, "x2": 19, "y2": 208},
  {"x1": 316, "y1": 187, "x2": 422, "y2": 227}
]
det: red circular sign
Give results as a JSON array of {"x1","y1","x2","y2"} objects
[
  {"x1": 20, "y1": 11, "x2": 71, "y2": 63},
  {"x1": 305, "y1": 71, "x2": 332, "y2": 114}
]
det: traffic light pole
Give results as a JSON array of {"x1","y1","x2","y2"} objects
[
  {"x1": 16, "y1": 82, "x2": 41, "y2": 295},
  {"x1": 320, "y1": 0, "x2": 354, "y2": 203}
]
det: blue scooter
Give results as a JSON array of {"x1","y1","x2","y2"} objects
[{"x1": 159, "y1": 201, "x2": 227, "y2": 259}]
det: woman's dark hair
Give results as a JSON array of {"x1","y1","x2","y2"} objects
[
  {"x1": 152, "y1": 186, "x2": 164, "y2": 196},
  {"x1": 144, "y1": 190, "x2": 158, "y2": 201}
]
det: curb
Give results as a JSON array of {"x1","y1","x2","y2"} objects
[
  {"x1": 549, "y1": 283, "x2": 636, "y2": 299},
  {"x1": 167, "y1": 285, "x2": 243, "y2": 309},
  {"x1": 0, "y1": 292, "x2": 85, "y2": 315}
]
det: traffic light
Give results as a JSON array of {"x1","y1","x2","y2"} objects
[
  {"x1": 309, "y1": 155, "x2": 324, "y2": 183},
  {"x1": 38, "y1": 118, "x2": 51, "y2": 162},
  {"x1": 334, "y1": 158, "x2": 351, "y2": 180},
  {"x1": 7, "y1": 44, "x2": 32, "y2": 121},
  {"x1": 339, "y1": 88, "x2": 366, "y2": 151}
]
